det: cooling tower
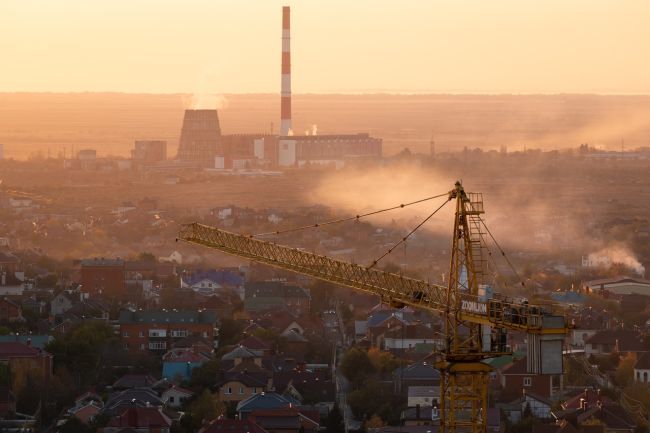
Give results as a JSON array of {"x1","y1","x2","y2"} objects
[{"x1": 177, "y1": 109, "x2": 222, "y2": 167}]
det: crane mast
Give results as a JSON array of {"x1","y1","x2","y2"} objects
[{"x1": 177, "y1": 182, "x2": 567, "y2": 433}]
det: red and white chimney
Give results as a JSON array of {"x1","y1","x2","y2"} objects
[{"x1": 280, "y1": 6, "x2": 292, "y2": 136}]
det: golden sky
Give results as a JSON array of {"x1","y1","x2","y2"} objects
[{"x1": 2, "y1": 0, "x2": 649, "y2": 94}]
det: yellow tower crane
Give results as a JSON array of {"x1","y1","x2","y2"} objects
[{"x1": 177, "y1": 181, "x2": 567, "y2": 433}]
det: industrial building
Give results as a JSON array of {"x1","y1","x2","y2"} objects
[
  {"x1": 175, "y1": 6, "x2": 381, "y2": 169},
  {"x1": 132, "y1": 140, "x2": 167, "y2": 163}
]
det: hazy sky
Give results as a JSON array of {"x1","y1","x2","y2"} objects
[{"x1": 2, "y1": 0, "x2": 649, "y2": 94}]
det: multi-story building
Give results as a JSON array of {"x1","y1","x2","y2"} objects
[
  {"x1": 80, "y1": 258, "x2": 126, "y2": 299},
  {"x1": 119, "y1": 309, "x2": 217, "y2": 352}
]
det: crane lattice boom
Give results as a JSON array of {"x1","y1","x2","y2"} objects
[
  {"x1": 177, "y1": 182, "x2": 567, "y2": 433},
  {"x1": 178, "y1": 222, "x2": 564, "y2": 335}
]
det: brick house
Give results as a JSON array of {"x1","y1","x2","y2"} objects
[
  {"x1": 499, "y1": 357, "x2": 556, "y2": 402},
  {"x1": 217, "y1": 372, "x2": 269, "y2": 403},
  {"x1": 244, "y1": 282, "x2": 310, "y2": 314},
  {"x1": 0, "y1": 252, "x2": 20, "y2": 275},
  {"x1": 118, "y1": 309, "x2": 217, "y2": 352},
  {"x1": 0, "y1": 298, "x2": 22, "y2": 322},
  {"x1": 101, "y1": 407, "x2": 171, "y2": 433},
  {"x1": 584, "y1": 329, "x2": 645, "y2": 356},
  {"x1": 80, "y1": 258, "x2": 126, "y2": 299},
  {"x1": 0, "y1": 342, "x2": 53, "y2": 392},
  {"x1": 199, "y1": 419, "x2": 268, "y2": 433}
]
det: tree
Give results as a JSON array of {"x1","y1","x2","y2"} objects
[
  {"x1": 347, "y1": 379, "x2": 383, "y2": 419},
  {"x1": 364, "y1": 414, "x2": 385, "y2": 429},
  {"x1": 615, "y1": 352, "x2": 637, "y2": 388},
  {"x1": 218, "y1": 319, "x2": 246, "y2": 346},
  {"x1": 190, "y1": 390, "x2": 224, "y2": 428},
  {"x1": 189, "y1": 358, "x2": 221, "y2": 390},
  {"x1": 367, "y1": 347, "x2": 403, "y2": 375},
  {"x1": 340, "y1": 348, "x2": 375, "y2": 388}
]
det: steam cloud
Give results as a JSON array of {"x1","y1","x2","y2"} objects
[{"x1": 587, "y1": 246, "x2": 646, "y2": 276}]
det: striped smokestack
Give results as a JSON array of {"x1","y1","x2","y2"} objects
[{"x1": 280, "y1": 6, "x2": 292, "y2": 136}]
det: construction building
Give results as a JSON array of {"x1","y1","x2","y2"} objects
[{"x1": 175, "y1": 6, "x2": 381, "y2": 169}]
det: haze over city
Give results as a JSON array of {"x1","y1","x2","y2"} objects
[{"x1": 1, "y1": 2, "x2": 650, "y2": 433}]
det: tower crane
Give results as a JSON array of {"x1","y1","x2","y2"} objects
[{"x1": 177, "y1": 181, "x2": 567, "y2": 433}]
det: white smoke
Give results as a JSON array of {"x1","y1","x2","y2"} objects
[
  {"x1": 186, "y1": 67, "x2": 229, "y2": 110},
  {"x1": 190, "y1": 93, "x2": 228, "y2": 110},
  {"x1": 586, "y1": 246, "x2": 645, "y2": 276}
]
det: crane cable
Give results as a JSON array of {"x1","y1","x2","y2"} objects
[
  {"x1": 476, "y1": 215, "x2": 527, "y2": 288},
  {"x1": 249, "y1": 192, "x2": 450, "y2": 238},
  {"x1": 367, "y1": 196, "x2": 451, "y2": 269}
]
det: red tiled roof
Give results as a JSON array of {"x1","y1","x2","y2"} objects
[
  {"x1": 108, "y1": 407, "x2": 171, "y2": 428},
  {"x1": 239, "y1": 336, "x2": 272, "y2": 351},
  {"x1": 199, "y1": 419, "x2": 268, "y2": 433},
  {"x1": 0, "y1": 342, "x2": 48, "y2": 358}
]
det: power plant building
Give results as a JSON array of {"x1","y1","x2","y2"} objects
[
  {"x1": 132, "y1": 140, "x2": 167, "y2": 163},
  {"x1": 175, "y1": 6, "x2": 381, "y2": 169}
]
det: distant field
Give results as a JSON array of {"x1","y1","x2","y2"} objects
[{"x1": 1, "y1": 93, "x2": 650, "y2": 160}]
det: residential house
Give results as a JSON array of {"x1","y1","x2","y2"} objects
[
  {"x1": 553, "y1": 390, "x2": 635, "y2": 433},
  {"x1": 499, "y1": 357, "x2": 556, "y2": 402},
  {"x1": 0, "y1": 252, "x2": 20, "y2": 274},
  {"x1": 221, "y1": 346, "x2": 264, "y2": 368},
  {"x1": 393, "y1": 362, "x2": 440, "y2": 395},
  {"x1": 171, "y1": 336, "x2": 213, "y2": 355},
  {"x1": 236, "y1": 392, "x2": 301, "y2": 420},
  {"x1": 244, "y1": 282, "x2": 310, "y2": 314},
  {"x1": 634, "y1": 352, "x2": 650, "y2": 383},
  {"x1": 50, "y1": 291, "x2": 78, "y2": 316},
  {"x1": 0, "y1": 342, "x2": 52, "y2": 391},
  {"x1": 238, "y1": 336, "x2": 273, "y2": 356},
  {"x1": 68, "y1": 392, "x2": 104, "y2": 424},
  {"x1": 182, "y1": 269, "x2": 245, "y2": 295},
  {"x1": 522, "y1": 390, "x2": 553, "y2": 419},
  {"x1": 80, "y1": 258, "x2": 126, "y2": 299},
  {"x1": 162, "y1": 348, "x2": 209, "y2": 381},
  {"x1": 161, "y1": 385, "x2": 194, "y2": 408},
  {"x1": 584, "y1": 329, "x2": 645, "y2": 356},
  {"x1": 101, "y1": 388, "x2": 163, "y2": 417},
  {"x1": 383, "y1": 324, "x2": 441, "y2": 351},
  {"x1": 366, "y1": 308, "x2": 415, "y2": 348},
  {"x1": 0, "y1": 335, "x2": 53, "y2": 349},
  {"x1": 249, "y1": 407, "x2": 319, "y2": 433},
  {"x1": 401, "y1": 406, "x2": 439, "y2": 426},
  {"x1": 159, "y1": 251, "x2": 182, "y2": 265},
  {"x1": 199, "y1": 419, "x2": 268, "y2": 433},
  {"x1": 118, "y1": 309, "x2": 217, "y2": 352},
  {"x1": 101, "y1": 407, "x2": 171, "y2": 433},
  {"x1": 272, "y1": 369, "x2": 335, "y2": 410},
  {"x1": 0, "y1": 298, "x2": 22, "y2": 322},
  {"x1": 407, "y1": 386, "x2": 440, "y2": 407},
  {"x1": 217, "y1": 372, "x2": 269, "y2": 403}
]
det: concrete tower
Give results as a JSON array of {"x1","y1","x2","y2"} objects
[{"x1": 280, "y1": 6, "x2": 292, "y2": 136}]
